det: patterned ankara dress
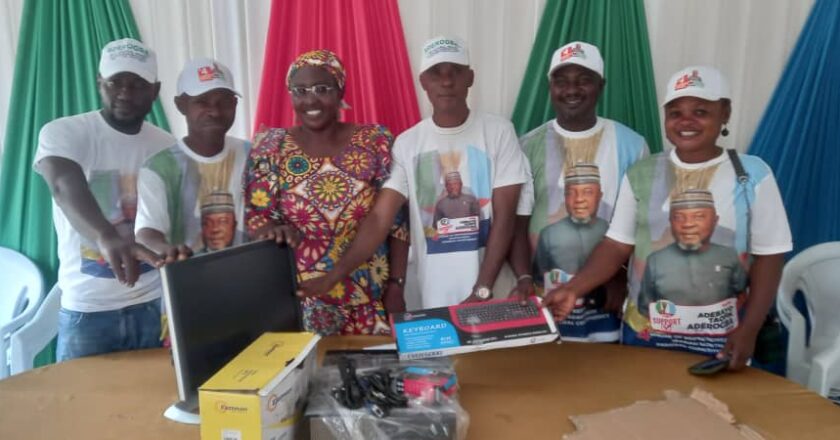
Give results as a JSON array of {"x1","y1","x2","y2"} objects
[{"x1": 244, "y1": 124, "x2": 406, "y2": 335}]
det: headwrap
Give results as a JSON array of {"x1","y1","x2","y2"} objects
[
  {"x1": 286, "y1": 49, "x2": 346, "y2": 91},
  {"x1": 286, "y1": 50, "x2": 350, "y2": 109}
]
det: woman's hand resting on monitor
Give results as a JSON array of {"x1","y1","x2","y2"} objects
[{"x1": 250, "y1": 222, "x2": 302, "y2": 247}]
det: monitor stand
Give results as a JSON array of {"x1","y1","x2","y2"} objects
[{"x1": 163, "y1": 400, "x2": 200, "y2": 425}]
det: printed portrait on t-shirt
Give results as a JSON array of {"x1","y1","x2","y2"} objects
[
  {"x1": 534, "y1": 164, "x2": 618, "y2": 341},
  {"x1": 635, "y1": 189, "x2": 747, "y2": 341},
  {"x1": 199, "y1": 191, "x2": 237, "y2": 252},
  {"x1": 413, "y1": 146, "x2": 492, "y2": 254},
  {"x1": 433, "y1": 171, "x2": 480, "y2": 228},
  {"x1": 617, "y1": 152, "x2": 787, "y2": 356},
  {"x1": 524, "y1": 124, "x2": 620, "y2": 251},
  {"x1": 80, "y1": 171, "x2": 155, "y2": 277},
  {"x1": 535, "y1": 163, "x2": 607, "y2": 288}
]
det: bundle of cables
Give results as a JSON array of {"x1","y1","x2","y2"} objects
[{"x1": 331, "y1": 357, "x2": 409, "y2": 418}]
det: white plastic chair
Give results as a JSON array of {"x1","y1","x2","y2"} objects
[
  {"x1": 10, "y1": 285, "x2": 61, "y2": 376},
  {"x1": 0, "y1": 247, "x2": 45, "y2": 379},
  {"x1": 777, "y1": 242, "x2": 840, "y2": 398}
]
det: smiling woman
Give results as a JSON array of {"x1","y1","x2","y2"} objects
[{"x1": 243, "y1": 50, "x2": 409, "y2": 336}]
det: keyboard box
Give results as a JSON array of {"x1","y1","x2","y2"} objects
[{"x1": 390, "y1": 298, "x2": 560, "y2": 360}]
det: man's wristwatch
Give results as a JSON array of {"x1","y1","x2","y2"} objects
[{"x1": 473, "y1": 285, "x2": 492, "y2": 300}]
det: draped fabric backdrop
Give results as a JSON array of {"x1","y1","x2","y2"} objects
[
  {"x1": 253, "y1": 0, "x2": 420, "y2": 136},
  {"x1": 0, "y1": 0, "x2": 170, "y2": 365},
  {"x1": 749, "y1": 0, "x2": 840, "y2": 255},
  {"x1": 511, "y1": 0, "x2": 663, "y2": 152},
  {"x1": 0, "y1": 1, "x2": 815, "y2": 154}
]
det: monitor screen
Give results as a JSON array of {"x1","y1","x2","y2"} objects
[{"x1": 161, "y1": 240, "x2": 301, "y2": 409}]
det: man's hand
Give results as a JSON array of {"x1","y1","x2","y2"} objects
[
  {"x1": 718, "y1": 324, "x2": 760, "y2": 370},
  {"x1": 296, "y1": 272, "x2": 340, "y2": 299},
  {"x1": 542, "y1": 286, "x2": 578, "y2": 321},
  {"x1": 160, "y1": 244, "x2": 193, "y2": 264},
  {"x1": 96, "y1": 230, "x2": 162, "y2": 287},
  {"x1": 250, "y1": 223, "x2": 301, "y2": 247},
  {"x1": 508, "y1": 276, "x2": 535, "y2": 305},
  {"x1": 382, "y1": 282, "x2": 406, "y2": 313}
]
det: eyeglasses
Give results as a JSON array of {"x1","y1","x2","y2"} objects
[{"x1": 288, "y1": 84, "x2": 336, "y2": 98}]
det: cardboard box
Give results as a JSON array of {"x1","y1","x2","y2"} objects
[
  {"x1": 199, "y1": 332, "x2": 320, "y2": 440},
  {"x1": 391, "y1": 297, "x2": 559, "y2": 360}
]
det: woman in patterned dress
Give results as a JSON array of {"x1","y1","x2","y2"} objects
[{"x1": 244, "y1": 50, "x2": 408, "y2": 335}]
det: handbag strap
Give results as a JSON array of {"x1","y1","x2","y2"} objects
[{"x1": 726, "y1": 149, "x2": 751, "y2": 254}]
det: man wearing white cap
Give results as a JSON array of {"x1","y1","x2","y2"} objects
[
  {"x1": 298, "y1": 36, "x2": 529, "y2": 308},
  {"x1": 136, "y1": 58, "x2": 249, "y2": 261},
  {"x1": 508, "y1": 41, "x2": 648, "y2": 341},
  {"x1": 33, "y1": 38, "x2": 174, "y2": 361}
]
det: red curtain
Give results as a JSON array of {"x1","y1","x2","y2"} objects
[{"x1": 254, "y1": 0, "x2": 421, "y2": 136}]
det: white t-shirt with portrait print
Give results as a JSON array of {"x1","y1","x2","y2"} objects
[
  {"x1": 383, "y1": 111, "x2": 529, "y2": 308},
  {"x1": 607, "y1": 148, "x2": 792, "y2": 355},
  {"x1": 34, "y1": 110, "x2": 174, "y2": 312},
  {"x1": 134, "y1": 136, "x2": 250, "y2": 254},
  {"x1": 607, "y1": 149, "x2": 792, "y2": 254}
]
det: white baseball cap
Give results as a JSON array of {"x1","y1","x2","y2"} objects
[
  {"x1": 99, "y1": 38, "x2": 157, "y2": 83},
  {"x1": 663, "y1": 66, "x2": 730, "y2": 106},
  {"x1": 420, "y1": 36, "x2": 469, "y2": 73},
  {"x1": 547, "y1": 41, "x2": 603, "y2": 78},
  {"x1": 177, "y1": 58, "x2": 240, "y2": 97}
]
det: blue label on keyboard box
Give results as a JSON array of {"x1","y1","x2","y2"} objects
[{"x1": 394, "y1": 318, "x2": 461, "y2": 353}]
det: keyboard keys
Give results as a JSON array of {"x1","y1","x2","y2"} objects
[{"x1": 455, "y1": 301, "x2": 540, "y2": 325}]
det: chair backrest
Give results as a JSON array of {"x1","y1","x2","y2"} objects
[
  {"x1": 9, "y1": 285, "x2": 61, "y2": 376},
  {"x1": 0, "y1": 247, "x2": 44, "y2": 379},
  {"x1": 0, "y1": 247, "x2": 44, "y2": 324},
  {"x1": 777, "y1": 242, "x2": 840, "y2": 389}
]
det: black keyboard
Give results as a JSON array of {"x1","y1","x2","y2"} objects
[{"x1": 455, "y1": 300, "x2": 540, "y2": 326}]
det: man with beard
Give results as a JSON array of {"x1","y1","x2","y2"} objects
[
  {"x1": 638, "y1": 189, "x2": 747, "y2": 316},
  {"x1": 533, "y1": 163, "x2": 618, "y2": 341}
]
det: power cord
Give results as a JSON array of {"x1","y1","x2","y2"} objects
[{"x1": 331, "y1": 357, "x2": 408, "y2": 418}]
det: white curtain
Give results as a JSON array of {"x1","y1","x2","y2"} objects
[
  {"x1": 0, "y1": 0, "x2": 815, "y2": 153},
  {"x1": 129, "y1": 0, "x2": 547, "y2": 141},
  {"x1": 0, "y1": 0, "x2": 23, "y2": 156},
  {"x1": 645, "y1": 0, "x2": 814, "y2": 151},
  {"x1": 129, "y1": 0, "x2": 272, "y2": 142}
]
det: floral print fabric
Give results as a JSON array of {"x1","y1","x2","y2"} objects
[{"x1": 244, "y1": 124, "x2": 406, "y2": 335}]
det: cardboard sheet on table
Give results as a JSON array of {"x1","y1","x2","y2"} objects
[{"x1": 564, "y1": 388, "x2": 765, "y2": 440}]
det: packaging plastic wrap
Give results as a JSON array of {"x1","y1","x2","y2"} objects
[{"x1": 304, "y1": 350, "x2": 470, "y2": 440}]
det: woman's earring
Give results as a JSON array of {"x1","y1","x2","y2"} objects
[{"x1": 721, "y1": 124, "x2": 730, "y2": 137}]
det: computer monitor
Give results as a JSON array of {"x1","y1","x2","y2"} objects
[{"x1": 160, "y1": 240, "x2": 301, "y2": 424}]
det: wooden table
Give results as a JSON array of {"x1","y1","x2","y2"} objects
[{"x1": 1, "y1": 337, "x2": 838, "y2": 439}]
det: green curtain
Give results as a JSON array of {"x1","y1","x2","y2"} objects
[
  {"x1": 511, "y1": 0, "x2": 662, "y2": 152},
  {"x1": 0, "y1": 0, "x2": 170, "y2": 366}
]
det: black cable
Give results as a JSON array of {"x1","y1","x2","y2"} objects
[{"x1": 330, "y1": 357, "x2": 408, "y2": 418}]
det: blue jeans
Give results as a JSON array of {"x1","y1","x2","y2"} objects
[{"x1": 57, "y1": 298, "x2": 162, "y2": 362}]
